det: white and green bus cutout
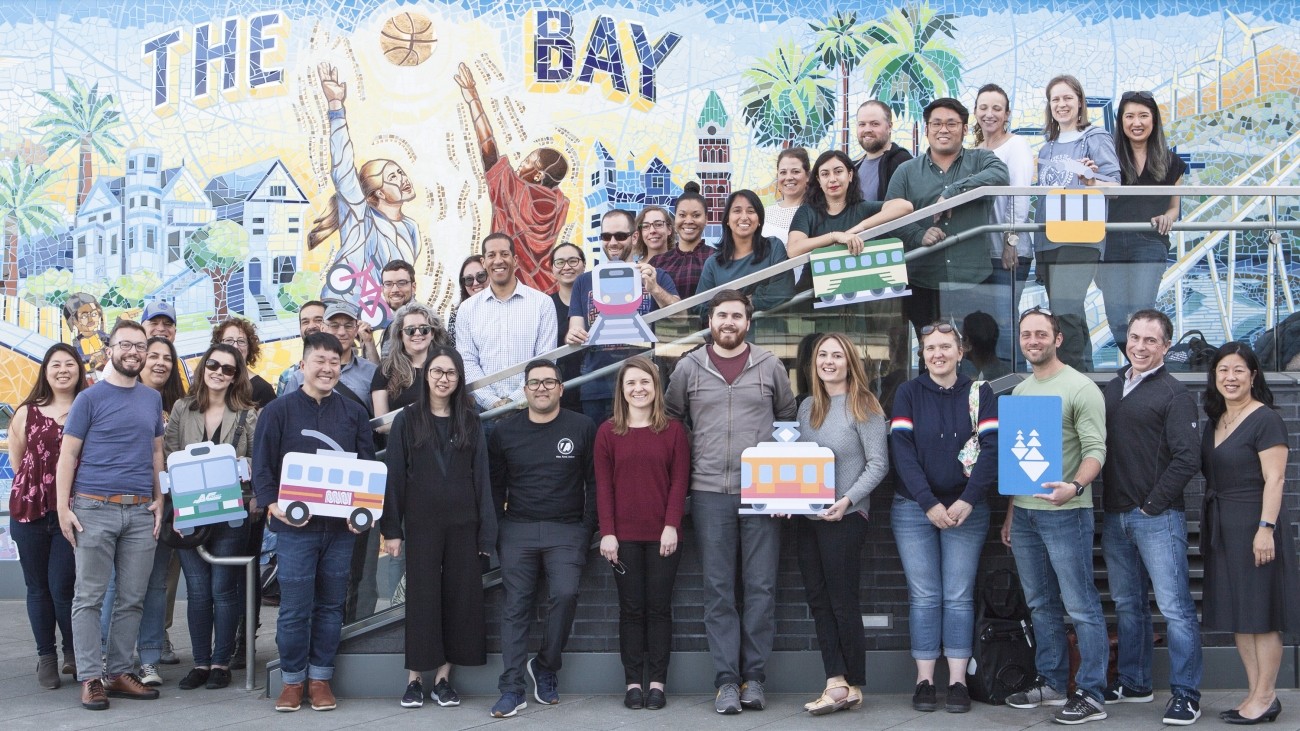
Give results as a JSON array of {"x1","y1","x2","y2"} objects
[
  {"x1": 809, "y1": 238, "x2": 910, "y2": 309},
  {"x1": 159, "y1": 441, "x2": 248, "y2": 535}
]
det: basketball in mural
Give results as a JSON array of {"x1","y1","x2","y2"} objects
[{"x1": 380, "y1": 12, "x2": 436, "y2": 67}]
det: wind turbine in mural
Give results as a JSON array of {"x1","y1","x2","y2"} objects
[
  {"x1": 1227, "y1": 11, "x2": 1275, "y2": 98},
  {"x1": 1183, "y1": 63, "x2": 1208, "y2": 115},
  {"x1": 1197, "y1": 30, "x2": 1227, "y2": 111}
]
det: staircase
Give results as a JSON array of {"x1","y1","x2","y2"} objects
[{"x1": 251, "y1": 293, "x2": 277, "y2": 322}]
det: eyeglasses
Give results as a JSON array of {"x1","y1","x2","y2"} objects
[
  {"x1": 402, "y1": 325, "x2": 432, "y2": 338},
  {"x1": 552, "y1": 256, "x2": 582, "y2": 270},
  {"x1": 928, "y1": 119, "x2": 965, "y2": 131},
  {"x1": 525, "y1": 377, "x2": 562, "y2": 391},
  {"x1": 461, "y1": 271, "x2": 488, "y2": 287},
  {"x1": 920, "y1": 322, "x2": 961, "y2": 338},
  {"x1": 325, "y1": 320, "x2": 357, "y2": 332},
  {"x1": 1120, "y1": 90, "x2": 1155, "y2": 103},
  {"x1": 204, "y1": 359, "x2": 238, "y2": 377},
  {"x1": 382, "y1": 279, "x2": 412, "y2": 289},
  {"x1": 221, "y1": 337, "x2": 248, "y2": 348},
  {"x1": 428, "y1": 368, "x2": 459, "y2": 382},
  {"x1": 599, "y1": 231, "x2": 632, "y2": 242},
  {"x1": 640, "y1": 221, "x2": 668, "y2": 231},
  {"x1": 608, "y1": 559, "x2": 628, "y2": 575},
  {"x1": 112, "y1": 341, "x2": 148, "y2": 353}
]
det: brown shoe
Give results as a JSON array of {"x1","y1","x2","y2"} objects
[
  {"x1": 104, "y1": 672, "x2": 160, "y2": 700},
  {"x1": 81, "y1": 678, "x2": 110, "y2": 711},
  {"x1": 308, "y1": 679, "x2": 337, "y2": 711},
  {"x1": 275, "y1": 682, "x2": 304, "y2": 712}
]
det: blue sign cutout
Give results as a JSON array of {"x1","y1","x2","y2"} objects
[{"x1": 998, "y1": 395, "x2": 1063, "y2": 495}]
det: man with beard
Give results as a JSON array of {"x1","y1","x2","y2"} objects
[
  {"x1": 277, "y1": 300, "x2": 327, "y2": 395},
  {"x1": 56, "y1": 320, "x2": 165, "y2": 711},
  {"x1": 1002, "y1": 308, "x2": 1109, "y2": 725},
  {"x1": 363, "y1": 259, "x2": 419, "y2": 362},
  {"x1": 665, "y1": 289, "x2": 796, "y2": 715},
  {"x1": 854, "y1": 100, "x2": 913, "y2": 202}
]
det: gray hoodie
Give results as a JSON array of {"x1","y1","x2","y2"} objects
[{"x1": 665, "y1": 343, "x2": 797, "y2": 494}]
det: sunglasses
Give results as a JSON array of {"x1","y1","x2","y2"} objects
[
  {"x1": 600, "y1": 231, "x2": 632, "y2": 242},
  {"x1": 402, "y1": 325, "x2": 432, "y2": 337},
  {"x1": 461, "y1": 271, "x2": 488, "y2": 287},
  {"x1": 1018, "y1": 304, "x2": 1057, "y2": 324},
  {"x1": 1120, "y1": 90, "x2": 1155, "y2": 103},
  {"x1": 609, "y1": 559, "x2": 629, "y2": 575},
  {"x1": 204, "y1": 359, "x2": 238, "y2": 377},
  {"x1": 920, "y1": 323, "x2": 959, "y2": 337}
]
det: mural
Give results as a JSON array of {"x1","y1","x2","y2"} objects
[{"x1": 0, "y1": 0, "x2": 1294, "y2": 411}]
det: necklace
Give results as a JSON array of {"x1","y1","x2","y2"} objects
[{"x1": 1222, "y1": 403, "x2": 1252, "y2": 427}]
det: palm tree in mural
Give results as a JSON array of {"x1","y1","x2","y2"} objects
[
  {"x1": 0, "y1": 158, "x2": 62, "y2": 299},
  {"x1": 32, "y1": 77, "x2": 125, "y2": 210},
  {"x1": 810, "y1": 12, "x2": 872, "y2": 151},
  {"x1": 740, "y1": 40, "x2": 836, "y2": 149},
  {"x1": 860, "y1": 3, "x2": 962, "y2": 155}
]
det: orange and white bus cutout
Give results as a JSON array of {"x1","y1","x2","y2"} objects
[
  {"x1": 739, "y1": 422, "x2": 836, "y2": 516},
  {"x1": 277, "y1": 429, "x2": 386, "y2": 533},
  {"x1": 1044, "y1": 188, "x2": 1107, "y2": 245}
]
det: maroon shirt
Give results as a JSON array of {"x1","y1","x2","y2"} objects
[
  {"x1": 9, "y1": 405, "x2": 65, "y2": 522},
  {"x1": 655, "y1": 244, "x2": 713, "y2": 300},
  {"x1": 595, "y1": 420, "x2": 690, "y2": 542},
  {"x1": 707, "y1": 344, "x2": 749, "y2": 385}
]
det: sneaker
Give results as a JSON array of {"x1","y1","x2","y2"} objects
[
  {"x1": 1103, "y1": 679, "x2": 1154, "y2": 704},
  {"x1": 430, "y1": 678, "x2": 460, "y2": 707},
  {"x1": 81, "y1": 678, "x2": 110, "y2": 711},
  {"x1": 138, "y1": 663, "x2": 162, "y2": 687},
  {"x1": 400, "y1": 679, "x2": 424, "y2": 708},
  {"x1": 490, "y1": 691, "x2": 526, "y2": 718},
  {"x1": 1007, "y1": 677, "x2": 1069, "y2": 709},
  {"x1": 715, "y1": 683, "x2": 742, "y2": 714},
  {"x1": 231, "y1": 635, "x2": 247, "y2": 670},
  {"x1": 178, "y1": 668, "x2": 210, "y2": 690},
  {"x1": 946, "y1": 682, "x2": 972, "y2": 713},
  {"x1": 739, "y1": 680, "x2": 766, "y2": 710},
  {"x1": 912, "y1": 680, "x2": 937, "y2": 712},
  {"x1": 1163, "y1": 696, "x2": 1201, "y2": 726},
  {"x1": 104, "y1": 672, "x2": 160, "y2": 700},
  {"x1": 527, "y1": 657, "x2": 559, "y2": 705},
  {"x1": 160, "y1": 634, "x2": 180, "y2": 665},
  {"x1": 1054, "y1": 692, "x2": 1108, "y2": 725},
  {"x1": 205, "y1": 667, "x2": 231, "y2": 689}
]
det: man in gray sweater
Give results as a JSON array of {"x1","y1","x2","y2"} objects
[{"x1": 665, "y1": 289, "x2": 796, "y2": 715}]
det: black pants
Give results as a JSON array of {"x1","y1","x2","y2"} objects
[
  {"x1": 344, "y1": 528, "x2": 380, "y2": 623},
  {"x1": 903, "y1": 285, "x2": 942, "y2": 341},
  {"x1": 405, "y1": 521, "x2": 486, "y2": 671},
  {"x1": 613, "y1": 540, "x2": 683, "y2": 685},
  {"x1": 797, "y1": 515, "x2": 868, "y2": 685},
  {"x1": 1038, "y1": 246, "x2": 1100, "y2": 372}
]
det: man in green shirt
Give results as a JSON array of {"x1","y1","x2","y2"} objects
[
  {"x1": 1002, "y1": 307, "x2": 1110, "y2": 725},
  {"x1": 885, "y1": 98, "x2": 1009, "y2": 337}
]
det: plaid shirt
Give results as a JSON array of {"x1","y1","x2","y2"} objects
[{"x1": 655, "y1": 244, "x2": 714, "y2": 299}]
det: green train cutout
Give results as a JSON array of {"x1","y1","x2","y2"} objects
[{"x1": 809, "y1": 238, "x2": 910, "y2": 309}]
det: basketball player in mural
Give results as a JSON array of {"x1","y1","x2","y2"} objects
[
  {"x1": 62, "y1": 292, "x2": 108, "y2": 377},
  {"x1": 309, "y1": 62, "x2": 421, "y2": 326},
  {"x1": 454, "y1": 63, "x2": 570, "y2": 293}
]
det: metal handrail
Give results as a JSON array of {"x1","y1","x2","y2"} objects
[{"x1": 196, "y1": 545, "x2": 259, "y2": 691}]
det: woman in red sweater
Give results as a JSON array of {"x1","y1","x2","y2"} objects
[{"x1": 596, "y1": 355, "x2": 690, "y2": 711}]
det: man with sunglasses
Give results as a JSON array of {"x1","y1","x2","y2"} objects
[
  {"x1": 282, "y1": 301, "x2": 377, "y2": 418},
  {"x1": 487, "y1": 359, "x2": 596, "y2": 717},
  {"x1": 565, "y1": 210, "x2": 679, "y2": 423}
]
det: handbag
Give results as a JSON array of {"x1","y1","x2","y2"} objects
[
  {"x1": 159, "y1": 492, "x2": 212, "y2": 549},
  {"x1": 957, "y1": 381, "x2": 985, "y2": 477}
]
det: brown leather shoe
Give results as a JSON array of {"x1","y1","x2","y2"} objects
[
  {"x1": 275, "y1": 682, "x2": 304, "y2": 712},
  {"x1": 308, "y1": 679, "x2": 337, "y2": 711},
  {"x1": 81, "y1": 678, "x2": 110, "y2": 710},
  {"x1": 104, "y1": 672, "x2": 160, "y2": 700}
]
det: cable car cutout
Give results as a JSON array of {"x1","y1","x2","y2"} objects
[
  {"x1": 160, "y1": 441, "x2": 249, "y2": 535},
  {"x1": 276, "y1": 429, "x2": 386, "y2": 533},
  {"x1": 739, "y1": 422, "x2": 836, "y2": 515},
  {"x1": 586, "y1": 261, "x2": 657, "y2": 345},
  {"x1": 1044, "y1": 188, "x2": 1107, "y2": 245},
  {"x1": 809, "y1": 237, "x2": 910, "y2": 309}
]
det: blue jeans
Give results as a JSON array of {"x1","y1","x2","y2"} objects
[
  {"x1": 1010, "y1": 506, "x2": 1108, "y2": 702},
  {"x1": 1095, "y1": 258, "x2": 1165, "y2": 350},
  {"x1": 10, "y1": 512, "x2": 76, "y2": 657},
  {"x1": 275, "y1": 529, "x2": 355, "y2": 685},
  {"x1": 1101, "y1": 509, "x2": 1202, "y2": 700},
  {"x1": 101, "y1": 539, "x2": 172, "y2": 664},
  {"x1": 983, "y1": 256, "x2": 1032, "y2": 366},
  {"x1": 892, "y1": 497, "x2": 990, "y2": 660},
  {"x1": 177, "y1": 523, "x2": 248, "y2": 667}
]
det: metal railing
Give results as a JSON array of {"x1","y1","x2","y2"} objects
[{"x1": 196, "y1": 544, "x2": 259, "y2": 691}]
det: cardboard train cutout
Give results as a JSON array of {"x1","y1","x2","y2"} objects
[
  {"x1": 159, "y1": 441, "x2": 250, "y2": 535},
  {"x1": 809, "y1": 238, "x2": 911, "y2": 309},
  {"x1": 277, "y1": 429, "x2": 387, "y2": 532},
  {"x1": 586, "y1": 260, "x2": 657, "y2": 345},
  {"x1": 740, "y1": 422, "x2": 836, "y2": 515}
]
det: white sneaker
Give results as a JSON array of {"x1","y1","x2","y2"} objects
[
  {"x1": 1007, "y1": 678, "x2": 1068, "y2": 708},
  {"x1": 139, "y1": 663, "x2": 163, "y2": 686}
]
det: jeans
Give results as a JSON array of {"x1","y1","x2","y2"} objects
[
  {"x1": 101, "y1": 539, "x2": 172, "y2": 664},
  {"x1": 1095, "y1": 258, "x2": 1165, "y2": 350},
  {"x1": 797, "y1": 514, "x2": 868, "y2": 684},
  {"x1": 692, "y1": 491, "x2": 781, "y2": 687},
  {"x1": 1010, "y1": 506, "x2": 1108, "y2": 702},
  {"x1": 892, "y1": 497, "x2": 990, "y2": 660},
  {"x1": 177, "y1": 523, "x2": 248, "y2": 667},
  {"x1": 497, "y1": 520, "x2": 589, "y2": 695},
  {"x1": 275, "y1": 528, "x2": 356, "y2": 685},
  {"x1": 70, "y1": 496, "x2": 157, "y2": 681},
  {"x1": 1038, "y1": 246, "x2": 1101, "y2": 372},
  {"x1": 613, "y1": 540, "x2": 683, "y2": 685},
  {"x1": 981, "y1": 256, "x2": 1032, "y2": 366},
  {"x1": 1101, "y1": 509, "x2": 1202, "y2": 700},
  {"x1": 10, "y1": 512, "x2": 76, "y2": 657}
]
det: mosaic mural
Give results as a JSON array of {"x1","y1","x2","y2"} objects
[{"x1": 0, "y1": 0, "x2": 1295, "y2": 413}]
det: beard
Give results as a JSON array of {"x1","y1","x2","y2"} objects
[
  {"x1": 712, "y1": 325, "x2": 747, "y2": 350},
  {"x1": 114, "y1": 355, "x2": 143, "y2": 379},
  {"x1": 860, "y1": 135, "x2": 887, "y2": 155}
]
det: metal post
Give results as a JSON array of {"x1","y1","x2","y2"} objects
[{"x1": 196, "y1": 545, "x2": 259, "y2": 691}]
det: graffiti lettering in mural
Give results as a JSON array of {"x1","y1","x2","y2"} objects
[
  {"x1": 527, "y1": 10, "x2": 682, "y2": 106},
  {"x1": 144, "y1": 12, "x2": 288, "y2": 111}
]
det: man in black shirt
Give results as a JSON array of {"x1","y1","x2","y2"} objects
[{"x1": 488, "y1": 359, "x2": 596, "y2": 718}]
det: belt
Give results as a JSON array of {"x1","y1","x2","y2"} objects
[{"x1": 76, "y1": 493, "x2": 152, "y2": 505}]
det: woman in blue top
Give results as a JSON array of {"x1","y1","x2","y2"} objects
[
  {"x1": 889, "y1": 321, "x2": 998, "y2": 714},
  {"x1": 696, "y1": 190, "x2": 795, "y2": 313},
  {"x1": 1035, "y1": 74, "x2": 1120, "y2": 372}
]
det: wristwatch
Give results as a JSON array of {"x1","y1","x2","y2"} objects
[
  {"x1": 1260, "y1": 520, "x2": 1277, "y2": 530},
  {"x1": 1072, "y1": 481, "x2": 1086, "y2": 496}
]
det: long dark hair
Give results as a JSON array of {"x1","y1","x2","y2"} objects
[
  {"x1": 717, "y1": 189, "x2": 768, "y2": 264},
  {"x1": 1204, "y1": 341, "x2": 1275, "y2": 424},
  {"x1": 404, "y1": 345, "x2": 479, "y2": 453},
  {"x1": 21, "y1": 343, "x2": 87, "y2": 409},
  {"x1": 144, "y1": 336, "x2": 186, "y2": 414},
  {"x1": 457, "y1": 254, "x2": 485, "y2": 302},
  {"x1": 188, "y1": 343, "x2": 254, "y2": 413},
  {"x1": 1114, "y1": 92, "x2": 1171, "y2": 184},
  {"x1": 803, "y1": 150, "x2": 864, "y2": 218}
]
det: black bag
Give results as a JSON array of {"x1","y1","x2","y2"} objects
[
  {"x1": 159, "y1": 494, "x2": 212, "y2": 549},
  {"x1": 1254, "y1": 311, "x2": 1300, "y2": 371},
  {"x1": 259, "y1": 557, "x2": 280, "y2": 606},
  {"x1": 966, "y1": 569, "x2": 1037, "y2": 705},
  {"x1": 1163, "y1": 330, "x2": 1216, "y2": 372}
]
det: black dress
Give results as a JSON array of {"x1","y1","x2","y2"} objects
[
  {"x1": 1201, "y1": 406, "x2": 1300, "y2": 633},
  {"x1": 379, "y1": 411, "x2": 498, "y2": 670}
]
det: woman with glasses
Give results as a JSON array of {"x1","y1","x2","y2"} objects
[
  {"x1": 595, "y1": 356, "x2": 689, "y2": 710},
  {"x1": 212, "y1": 317, "x2": 274, "y2": 408},
  {"x1": 371, "y1": 302, "x2": 449, "y2": 427},
  {"x1": 631, "y1": 206, "x2": 675, "y2": 263},
  {"x1": 10, "y1": 344, "x2": 86, "y2": 689},
  {"x1": 1097, "y1": 90, "x2": 1185, "y2": 349},
  {"x1": 549, "y1": 244, "x2": 586, "y2": 411},
  {"x1": 166, "y1": 344, "x2": 258, "y2": 691},
  {"x1": 795, "y1": 333, "x2": 887, "y2": 716},
  {"x1": 696, "y1": 190, "x2": 795, "y2": 313},
  {"x1": 447, "y1": 255, "x2": 488, "y2": 346},
  {"x1": 890, "y1": 321, "x2": 998, "y2": 714},
  {"x1": 381, "y1": 346, "x2": 497, "y2": 709}
]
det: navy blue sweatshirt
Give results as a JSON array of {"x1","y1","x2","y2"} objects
[{"x1": 889, "y1": 373, "x2": 998, "y2": 510}]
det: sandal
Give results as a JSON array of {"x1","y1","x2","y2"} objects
[
  {"x1": 845, "y1": 685, "x2": 863, "y2": 710},
  {"x1": 806, "y1": 680, "x2": 851, "y2": 716}
]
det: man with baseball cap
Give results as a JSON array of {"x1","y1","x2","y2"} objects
[{"x1": 281, "y1": 300, "x2": 376, "y2": 414}]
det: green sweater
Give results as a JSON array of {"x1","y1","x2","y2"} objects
[{"x1": 1011, "y1": 365, "x2": 1107, "y2": 510}]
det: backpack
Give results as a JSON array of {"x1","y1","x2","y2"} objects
[
  {"x1": 1163, "y1": 330, "x2": 1216, "y2": 372},
  {"x1": 1254, "y1": 311, "x2": 1300, "y2": 371},
  {"x1": 966, "y1": 569, "x2": 1037, "y2": 705}
]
